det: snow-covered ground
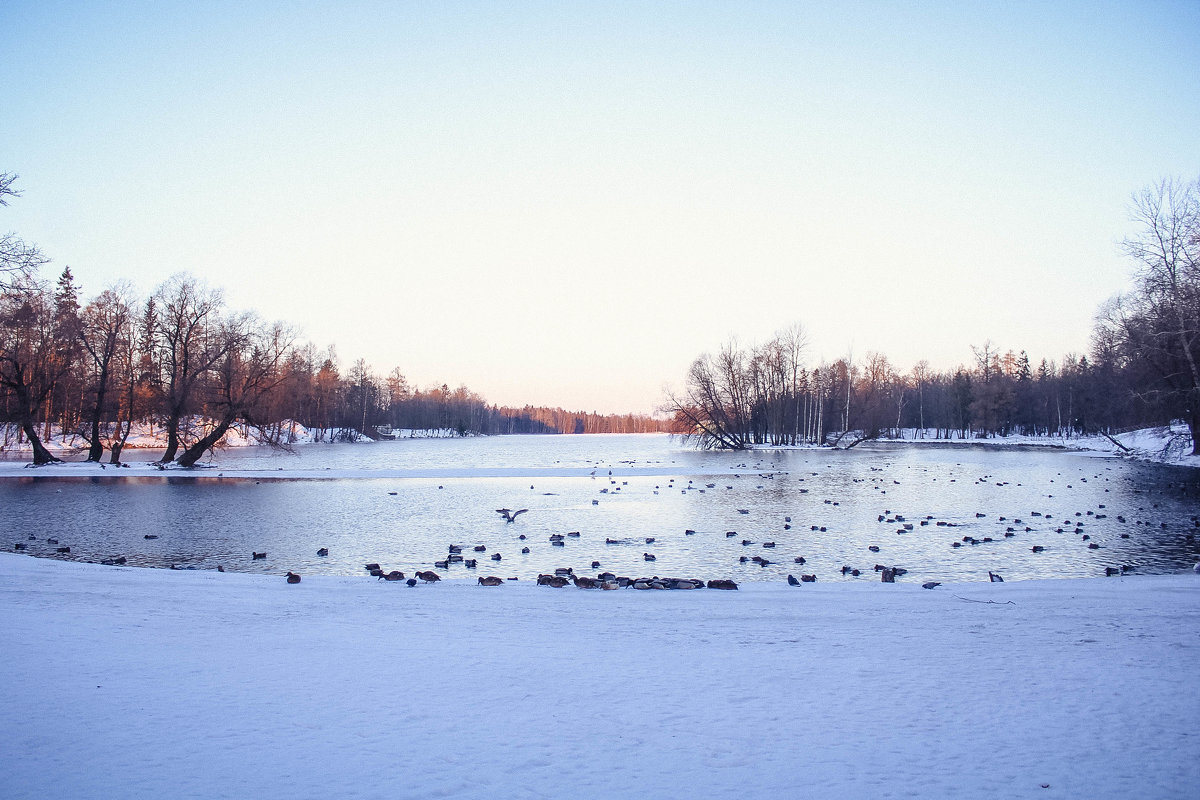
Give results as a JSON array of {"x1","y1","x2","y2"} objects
[
  {"x1": 5, "y1": 421, "x2": 1193, "y2": 470},
  {"x1": 0, "y1": 419, "x2": 367, "y2": 453},
  {"x1": 871, "y1": 424, "x2": 1197, "y2": 467},
  {"x1": 3, "y1": 552, "x2": 1197, "y2": 799}
]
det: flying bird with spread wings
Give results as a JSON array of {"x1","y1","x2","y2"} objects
[{"x1": 495, "y1": 508, "x2": 528, "y2": 523}]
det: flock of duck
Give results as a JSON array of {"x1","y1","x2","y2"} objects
[{"x1": 12, "y1": 460, "x2": 1198, "y2": 589}]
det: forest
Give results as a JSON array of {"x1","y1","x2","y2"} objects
[
  {"x1": 663, "y1": 177, "x2": 1199, "y2": 455},
  {"x1": 3, "y1": 173, "x2": 1196, "y2": 463}
]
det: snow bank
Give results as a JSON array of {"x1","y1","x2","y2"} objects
[
  {"x1": 866, "y1": 424, "x2": 1198, "y2": 468},
  {"x1": 3, "y1": 552, "x2": 1197, "y2": 799},
  {"x1": 0, "y1": 419, "x2": 330, "y2": 453}
]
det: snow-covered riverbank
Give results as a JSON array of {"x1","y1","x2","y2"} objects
[
  {"x1": 3, "y1": 553, "x2": 1197, "y2": 799},
  {"x1": 870, "y1": 424, "x2": 1198, "y2": 467}
]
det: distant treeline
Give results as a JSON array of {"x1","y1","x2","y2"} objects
[
  {"x1": 301, "y1": 363, "x2": 668, "y2": 440},
  {"x1": 666, "y1": 177, "x2": 1199, "y2": 455}
]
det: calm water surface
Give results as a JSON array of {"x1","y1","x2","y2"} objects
[{"x1": 3, "y1": 434, "x2": 1197, "y2": 584}]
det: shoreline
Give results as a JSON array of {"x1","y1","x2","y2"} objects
[{"x1": 2, "y1": 426, "x2": 1194, "y2": 473}]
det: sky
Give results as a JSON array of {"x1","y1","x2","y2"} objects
[{"x1": 2, "y1": 1, "x2": 1198, "y2": 415}]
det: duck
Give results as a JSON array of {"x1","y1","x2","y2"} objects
[
  {"x1": 252, "y1": 552, "x2": 266, "y2": 560},
  {"x1": 988, "y1": 571, "x2": 1004, "y2": 583},
  {"x1": 415, "y1": 570, "x2": 441, "y2": 583},
  {"x1": 787, "y1": 574, "x2": 800, "y2": 586},
  {"x1": 706, "y1": 579, "x2": 738, "y2": 590},
  {"x1": 491, "y1": 553, "x2": 502, "y2": 561},
  {"x1": 383, "y1": 570, "x2": 404, "y2": 581},
  {"x1": 478, "y1": 576, "x2": 504, "y2": 586},
  {"x1": 286, "y1": 571, "x2": 301, "y2": 584},
  {"x1": 644, "y1": 553, "x2": 656, "y2": 561},
  {"x1": 316, "y1": 548, "x2": 329, "y2": 557}
]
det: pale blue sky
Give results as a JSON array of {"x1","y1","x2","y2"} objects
[{"x1": 3, "y1": 1, "x2": 1198, "y2": 413}]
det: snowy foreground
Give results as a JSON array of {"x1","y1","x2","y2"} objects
[{"x1": 3, "y1": 554, "x2": 1198, "y2": 799}]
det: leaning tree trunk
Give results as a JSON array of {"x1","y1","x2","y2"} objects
[
  {"x1": 22, "y1": 419, "x2": 60, "y2": 465},
  {"x1": 176, "y1": 414, "x2": 236, "y2": 467},
  {"x1": 6, "y1": 381, "x2": 61, "y2": 465}
]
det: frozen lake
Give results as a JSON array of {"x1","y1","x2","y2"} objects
[{"x1": 2, "y1": 434, "x2": 1198, "y2": 583}]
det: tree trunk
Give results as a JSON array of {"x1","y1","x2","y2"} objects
[
  {"x1": 86, "y1": 378, "x2": 107, "y2": 462},
  {"x1": 1190, "y1": 403, "x2": 1200, "y2": 457},
  {"x1": 22, "y1": 418, "x2": 60, "y2": 465},
  {"x1": 176, "y1": 414, "x2": 236, "y2": 467},
  {"x1": 161, "y1": 410, "x2": 182, "y2": 462},
  {"x1": 5, "y1": 380, "x2": 61, "y2": 465}
]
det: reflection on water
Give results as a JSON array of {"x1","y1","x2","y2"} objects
[{"x1": 2, "y1": 436, "x2": 1197, "y2": 584}]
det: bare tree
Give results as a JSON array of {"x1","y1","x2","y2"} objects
[
  {"x1": 0, "y1": 173, "x2": 49, "y2": 284},
  {"x1": 664, "y1": 340, "x2": 754, "y2": 449},
  {"x1": 0, "y1": 275, "x2": 70, "y2": 463},
  {"x1": 78, "y1": 284, "x2": 133, "y2": 461},
  {"x1": 912, "y1": 359, "x2": 932, "y2": 437},
  {"x1": 176, "y1": 317, "x2": 295, "y2": 467},
  {"x1": 152, "y1": 274, "x2": 225, "y2": 462},
  {"x1": 1113, "y1": 176, "x2": 1200, "y2": 453}
]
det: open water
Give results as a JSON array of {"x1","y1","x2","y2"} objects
[{"x1": 2, "y1": 434, "x2": 1197, "y2": 584}]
